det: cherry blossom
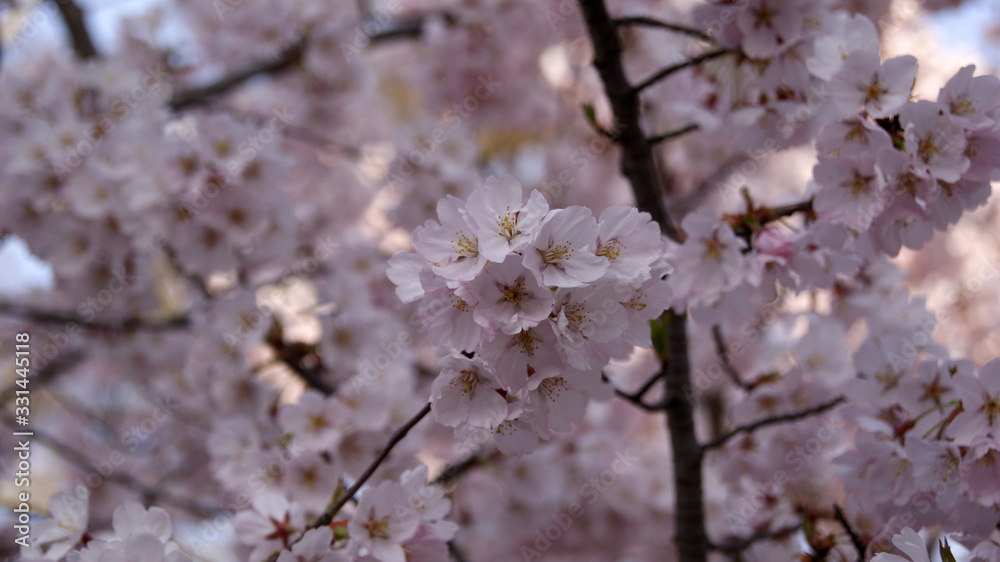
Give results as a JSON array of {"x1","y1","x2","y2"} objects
[
  {"x1": 347, "y1": 481, "x2": 421, "y2": 562},
  {"x1": 7, "y1": 1, "x2": 1000, "y2": 561},
  {"x1": 464, "y1": 174, "x2": 548, "y2": 262},
  {"x1": 831, "y1": 52, "x2": 918, "y2": 118},
  {"x1": 429, "y1": 354, "x2": 508, "y2": 429}
]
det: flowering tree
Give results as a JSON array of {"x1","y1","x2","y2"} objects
[{"x1": 2, "y1": 0, "x2": 1000, "y2": 560}]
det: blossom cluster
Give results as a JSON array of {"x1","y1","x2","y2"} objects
[
  {"x1": 388, "y1": 175, "x2": 672, "y2": 455},
  {"x1": 21, "y1": 492, "x2": 191, "y2": 562},
  {"x1": 813, "y1": 35, "x2": 1000, "y2": 256}
]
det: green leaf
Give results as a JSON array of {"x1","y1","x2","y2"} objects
[
  {"x1": 582, "y1": 103, "x2": 597, "y2": 127},
  {"x1": 650, "y1": 317, "x2": 667, "y2": 361},
  {"x1": 939, "y1": 538, "x2": 958, "y2": 562}
]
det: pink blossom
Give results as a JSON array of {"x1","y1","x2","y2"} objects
[
  {"x1": 521, "y1": 206, "x2": 607, "y2": 288},
  {"x1": 411, "y1": 194, "x2": 487, "y2": 282},
  {"x1": 871, "y1": 527, "x2": 930, "y2": 562},
  {"x1": 347, "y1": 480, "x2": 421, "y2": 562},
  {"x1": 276, "y1": 527, "x2": 346, "y2": 562},
  {"x1": 901, "y1": 101, "x2": 970, "y2": 183},
  {"x1": 465, "y1": 174, "x2": 548, "y2": 262},
  {"x1": 667, "y1": 208, "x2": 747, "y2": 305},
  {"x1": 959, "y1": 438, "x2": 1000, "y2": 508},
  {"x1": 458, "y1": 255, "x2": 553, "y2": 335},
  {"x1": 277, "y1": 389, "x2": 350, "y2": 451},
  {"x1": 806, "y1": 14, "x2": 879, "y2": 81},
  {"x1": 595, "y1": 206, "x2": 664, "y2": 282},
  {"x1": 949, "y1": 358, "x2": 1000, "y2": 445},
  {"x1": 938, "y1": 65, "x2": 1000, "y2": 129},
  {"x1": 736, "y1": 0, "x2": 802, "y2": 59},
  {"x1": 429, "y1": 354, "x2": 508, "y2": 429},
  {"x1": 831, "y1": 52, "x2": 917, "y2": 118},
  {"x1": 234, "y1": 492, "x2": 306, "y2": 561}
]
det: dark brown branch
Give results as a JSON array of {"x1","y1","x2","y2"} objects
[
  {"x1": 169, "y1": 13, "x2": 456, "y2": 111},
  {"x1": 448, "y1": 540, "x2": 470, "y2": 562},
  {"x1": 614, "y1": 16, "x2": 711, "y2": 41},
  {"x1": 833, "y1": 504, "x2": 867, "y2": 558},
  {"x1": 633, "y1": 48, "x2": 732, "y2": 93},
  {"x1": 0, "y1": 304, "x2": 189, "y2": 333},
  {"x1": 265, "y1": 321, "x2": 334, "y2": 396},
  {"x1": 158, "y1": 241, "x2": 213, "y2": 299},
  {"x1": 0, "y1": 350, "x2": 84, "y2": 404},
  {"x1": 701, "y1": 397, "x2": 845, "y2": 453},
  {"x1": 601, "y1": 372, "x2": 663, "y2": 412},
  {"x1": 169, "y1": 42, "x2": 305, "y2": 111},
  {"x1": 711, "y1": 325, "x2": 751, "y2": 391},
  {"x1": 765, "y1": 198, "x2": 814, "y2": 222},
  {"x1": 53, "y1": 0, "x2": 98, "y2": 59},
  {"x1": 634, "y1": 370, "x2": 667, "y2": 400},
  {"x1": 580, "y1": 0, "x2": 680, "y2": 241},
  {"x1": 709, "y1": 523, "x2": 801, "y2": 552},
  {"x1": 266, "y1": 403, "x2": 433, "y2": 561},
  {"x1": 580, "y1": 3, "x2": 706, "y2": 560},
  {"x1": 662, "y1": 311, "x2": 707, "y2": 561},
  {"x1": 649, "y1": 123, "x2": 699, "y2": 145},
  {"x1": 432, "y1": 454, "x2": 485, "y2": 486}
]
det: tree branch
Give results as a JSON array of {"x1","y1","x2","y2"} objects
[
  {"x1": 709, "y1": 523, "x2": 801, "y2": 552},
  {"x1": 169, "y1": 12, "x2": 456, "y2": 111},
  {"x1": 579, "y1": 0, "x2": 680, "y2": 241},
  {"x1": 701, "y1": 397, "x2": 845, "y2": 453},
  {"x1": 600, "y1": 372, "x2": 663, "y2": 412},
  {"x1": 53, "y1": 0, "x2": 98, "y2": 59},
  {"x1": 264, "y1": 321, "x2": 334, "y2": 396},
  {"x1": 764, "y1": 198, "x2": 814, "y2": 222},
  {"x1": 0, "y1": 304, "x2": 189, "y2": 332},
  {"x1": 431, "y1": 453, "x2": 497, "y2": 486},
  {"x1": 0, "y1": 350, "x2": 84, "y2": 404},
  {"x1": 633, "y1": 48, "x2": 732, "y2": 94},
  {"x1": 833, "y1": 504, "x2": 867, "y2": 558},
  {"x1": 448, "y1": 540, "x2": 470, "y2": 562},
  {"x1": 266, "y1": 403, "x2": 433, "y2": 561},
  {"x1": 169, "y1": 42, "x2": 304, "y2": 111},
  {"x1": 614, "y1": 16, "x2": 712, "y2": 41},
  {"x1": 662, "y1": 311, "x2": 707, "y2": 562},
  {"x1": 649, "y1": 123, "x2": 699, "y2": 145},
  {"x1": 580, "y1": 2, "x2": 706, "y2": 559},
  {"x1": 711, "y1": 325, "x2": 751, "y2": 391}
]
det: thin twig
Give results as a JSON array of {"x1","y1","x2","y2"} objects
[
  {"x1": 833, "y1": 504, "x2": 867, "y2": 558},
  {"x1": 432, "y1": 454, "x2": 488, "y2": 486},
  {"x1": 764, "y1": 198, "x2": 814, "y2": 223},
  {"x1": 614, "y1": 16, "x2": 711, "y2": 41},
  {"x1": 169, "y1": 42, "x2": 304, "y2": 110},
  {"x1": 265, "y1": 403, "x2": 433, "y2": 561},
  {"x1": 648, "y1": 123, "x2": 699, "y2": 145},
  {"x1": 601, "y1": 372, "x2": 663, "y2": 412},
  {"x1": 0, "y1": 304, "x2": 188, "y2": 333},
  {"x1": 0, "y1": 350, "x2": 84, "y2": 404},
  {"x1": 265, "y1": 321, "x2": 334, "y2": 396},
  {"x1": 169, "y1": 13, "x2": 456, "y2": 111},
  {"x1": 634, "y1": 370, "x2": 667, "y2": 400},
  {"x1": 709, "y1": 523, "x2": 802, "y2": 552},
  {"x1": 633, "y1": 48, "x2": 732, "y2": 93},
  {"x1": 711, "y1": 325, "x2": 751, "y2": 391},
  {"x1": 701, "y1": 397, "x2": 845, "y2": 453}
]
